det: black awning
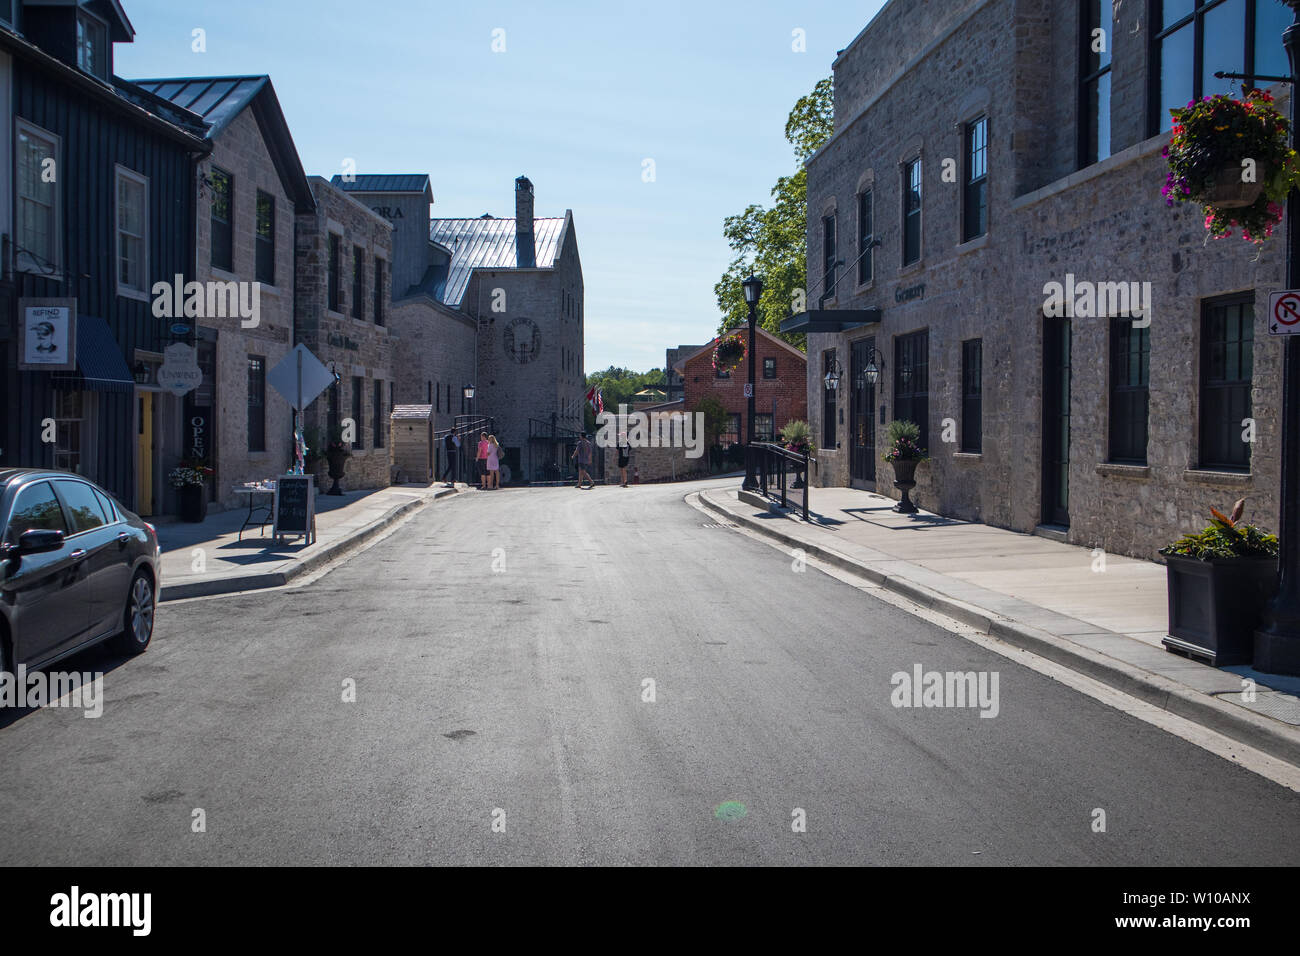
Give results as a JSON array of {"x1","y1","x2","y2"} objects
[
  {"x1": 780, "y1": 309, "x2": 881, "y2": 335},
  {"x1": 50, "y1": 314, "x2": 135, "y2": 393}
]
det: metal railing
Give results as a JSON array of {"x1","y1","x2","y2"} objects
[
  {"x1": 434, "y1": 416, "x2": 496, "y2": 486},
  {"x1": 745, "y1": 442, "x2": 817, "y2": 521}
]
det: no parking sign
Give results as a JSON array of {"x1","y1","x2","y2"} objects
[{"x1": 1268, "y1": 290, "x2": 1300, "y2": 336}]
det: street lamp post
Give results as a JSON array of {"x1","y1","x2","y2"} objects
[
  {"x1": 741, "y1": 273, "x2": 763, "y2": 490},
  {"x1": 1256, "y1": 12, "x2": 1300, "y2": 675}
]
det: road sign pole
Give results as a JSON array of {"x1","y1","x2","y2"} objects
[{"x1": 1256, "y1": 14, "x2": 1300, "y2": 674}]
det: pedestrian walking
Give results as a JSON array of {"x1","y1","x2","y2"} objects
[
  {"x1": 441, "y1": 430, "x2": 460, "y2": 487},
  {"x1": 476, "y1": 432, "x2": 490, "y2": 490},
  {"x1": 617, "y1": 432, "x2": 631, "y2": 487},
  {"x1": 487, "y1": 434, "x2": 501, "y2": 490},
  {"x1": 571, "y1": 434, "x2": 595, "y2": 489}
]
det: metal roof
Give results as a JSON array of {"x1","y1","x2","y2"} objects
[
  {"x1": 428, "y1": 216, "x2": 565, "y2": 307},
  {"x1": 391, "y1": 405, "x2": 434, "y2": 420},
  {"x1": 131, "y1": 76, "x2": 268, "y2": 137},
  {"x1": 331, "y1": 174, "x2": 431, "y2": 195}
]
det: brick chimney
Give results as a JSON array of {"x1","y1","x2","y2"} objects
[{"x1": 515, "y1": 176, "x2": 535, "y2": 268}]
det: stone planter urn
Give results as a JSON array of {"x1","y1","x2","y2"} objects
[
  {"x1": 179, "y1": 483, "x2": 207, "y2": 523},
  {"x1": 891, "y1": 458, "x2": 919, "y2": 514},
  {"x1": 1162, "y1": 554, "x2": 1278, "y2": 666},
  {"x1": 1206, "y1": 164, "x2": 1265, "y2": 209},
  {"x1": 324, "y1": 446, "x2": 349, "y2": 496}
]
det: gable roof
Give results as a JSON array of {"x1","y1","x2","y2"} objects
[
  {"x1": 672, "y1": 328, "x2": 808, "y2": 374},
  {"x1": 428, "y1": 214, "x2": 567, "y2": 308},
  {"x1": 332, "y1": 174, "x2": 432, "y2": 195},
  {"x1": 131, "y1": 75, "x2": 314, "y2": 210}
]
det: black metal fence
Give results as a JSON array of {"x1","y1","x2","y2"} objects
[
  {"x1": 434, "y1": 416, "x2": 497, "y2": 486},
  {"x1": 745, "y1": 442, "x2": 816, "y2": 521}
]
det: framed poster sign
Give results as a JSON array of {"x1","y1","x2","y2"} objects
[
  {"x1": 18, "y1": 298, "x2": 76, "y2": 371},
  {"x1": 272, "y1": 475, "x2": 316, "y2": 545}
]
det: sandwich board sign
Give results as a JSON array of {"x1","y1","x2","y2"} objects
[{"x1": 272, "y1": 475, "x2": 316, "y2": 545}]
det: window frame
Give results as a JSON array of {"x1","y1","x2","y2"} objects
[
  {"x1": 209, "y1": 166, "x2": 234, "y2": 273},
  {"x1": 1108, "y1": 318, "x2": 1150, "y2": 464},
  {"x1": 1079, "y1": 0, "x2": 1113, "y2": 167},
  {"x1": 15, "y1": 119, "x2": 62, "y2": 277},
  {"x1": 115, "y1": 164, "x2": 149, "y2": 300},
  {"x1": 247, "y1": 354, "x2": 267, "y2": 453},
  {"x1": 351, "y1": 376, "x2": 364, "y2": 450},
  {"x1": 374, "y1": 257, "x2": 386, "y2": 326},
  {"x1": 255, "y1": 190, "x2": 276, "y2": 286},
  {"x1": 328, "y1": 232, "x2": 343, "y2": 314},
  {"x1": 352, "y1": 245, "x2": 366, "y2": 320},
  {"x1": 822, "y1": 214, "x2": 837, "y2": 302},
  {"x1": 962, "y1": 115, "x2": 989, "y2": 242},
  {"x1": 763, "y1": 357, "x2": 777, "y2": 379},
  {"x1": 373, "y1": 379, "x2": 386, "y2": 449},
  {"x1": 894, "y1": 328, "x2": 930, "y2": 450},
  {"x1": 753, "y1": 413, "x2": 775, "y2": 444},
  {"x1": 857, "y1": 188, "x2": 874, "y2": 285},
  {"x1": 75, "y1": 8, "x2": 109, "y2": 80},
  {"x1": 902, "y1": 157, "x2": 922, "y2": 266},
  {"x1": 961, "y1": 338, "x2": 983, "y2": 454},
  {"x1": 1198, "y1": 292, "x2": 1254, "y2": 472}
]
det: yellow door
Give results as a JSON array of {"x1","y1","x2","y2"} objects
[{"x1": 138, "y1": 392, "x2": 153, "y2": 516}]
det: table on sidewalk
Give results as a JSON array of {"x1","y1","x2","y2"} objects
[{"x1": 232, "y1": 482, "x2": 276, "y2": 542}]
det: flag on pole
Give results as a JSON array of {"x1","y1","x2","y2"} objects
[{"x1": 586, "y1": 386, "x2": 604, "y2": 413}]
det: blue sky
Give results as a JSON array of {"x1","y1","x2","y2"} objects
[{"x1": 115, "y1": 0, "x2": 886, "y2": 374}]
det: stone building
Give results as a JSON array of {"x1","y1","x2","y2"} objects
[
  {"x1": 665, "y1": 344, "x2": 703, "y2": 403},
  {"x1": 330, "y1": 174, "x2": 477, "y2": 452},
  {"x1": 133, "y1": 76, "x2": 315, "y2": 508},
  {"x1": 294, "y1": 176, "x2": 394, "y2": 490},
  {"x1": 429, "y1": 176, "x2": 585, "y2": 483},
  {"x1": 675, "y1": 328, "x2": 809, "y2": 449},
  {"x1": 795, "y1": 0, "x2": 1291, "y2": 559}
]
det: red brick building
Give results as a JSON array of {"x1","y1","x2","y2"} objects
[{"x1": 674, "y1": 329, "x2": 808, "y2": 447}]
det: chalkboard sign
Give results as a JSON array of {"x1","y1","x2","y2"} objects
[{"x1": 272, "y1": 476, "x2": 316, "y2": 544}]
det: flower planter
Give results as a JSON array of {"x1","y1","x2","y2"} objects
[
  {"x1": 1162, "y1": 554, "x2": 1279, "y2": 666},
  {"x1": 179, "y1": 484, "x2": 207, "y2": 523},
  {"x1": 891, "y1": 458, "x2": 919, "y2": 514},
  {"x1": 325, "y1": 450, "x2": 348, "y2": 496},
  {"x1": 1206, "y1": 165, "x2": 1265, "y2": 210}
]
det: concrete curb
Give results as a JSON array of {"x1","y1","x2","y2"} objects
[
  {"x1": 159, "y1": 488, "x2": 456, "y2": 602},
  {"x1": 695, "y1": 489, "x2": 1300, "y2": 769}
]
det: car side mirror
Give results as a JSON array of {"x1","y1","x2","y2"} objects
[{"x1": 17, "y1": 529, "x2": 65, "y2": 555}]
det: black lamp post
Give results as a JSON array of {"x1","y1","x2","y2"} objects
[
  {"x1": 741, "y1": 273, "x2": 763, "y2": 490},
  {"x1": 1256, "y1": 11, "x2": 1300, "y2": 675},
  {"x1": 463, "y1": 384, "x2": 475, "y2": 420}
]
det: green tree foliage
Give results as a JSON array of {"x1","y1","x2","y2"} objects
[
  {"x1": 714, "y1": 76, "x2": 834, "y2": 351},
  {"x1": 693, "y1": 395, "x2": 729, "y2": 448},
  {"x1": 583, "y1": 366, "x2": 668, "y2": 431}
]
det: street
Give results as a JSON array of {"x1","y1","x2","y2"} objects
[{"x1": 1, "y1": 479, "x2": 1298, "y2": 866}]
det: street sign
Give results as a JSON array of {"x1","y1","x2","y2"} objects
[
  {"x1": 156, "y1": 342, "x2": 203, "y2": 396},
  {"x1": 1269, "y1": 290, "x2": 1300, "y2": 336},
  {"x1": 744, "y1": 383, "x2": 753, "y2": 398},
  {"x1": 268, "y1": 344, "x2": 335, "y2": 410}
]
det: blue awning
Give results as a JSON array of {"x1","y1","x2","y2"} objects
[{"x1": 50, "y1": 314, "x2": 135, "y2": 393}]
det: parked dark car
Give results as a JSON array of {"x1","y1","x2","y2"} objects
[{"x1": 0, "y1": 469, "x2": 160, "y2": 675}]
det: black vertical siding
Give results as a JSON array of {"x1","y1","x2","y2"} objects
[{"x1": 5, "y1": 64, "x2": 198, "y2": 504}]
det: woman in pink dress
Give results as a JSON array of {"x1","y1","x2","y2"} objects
[
  {"x1": 476, "y1": 433, "x2": 490, "y2": 490},
  {"x1": 487, "y1": 435, "x2": 501, "y2": 489}
]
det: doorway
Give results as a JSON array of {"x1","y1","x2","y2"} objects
[
  {"x1": 1041, "y1": 316, "x2": 1071, "y2": 528},
  {"x1": 137, "y1": 391, "x2": 155, "y2": 517},
  {"x1": 850, "y1": 337, "x2": 876, "y2": 488}
]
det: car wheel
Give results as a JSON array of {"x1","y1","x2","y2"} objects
[{"x1": 109, "y1": 570, "x2": 155, "y2": 656}]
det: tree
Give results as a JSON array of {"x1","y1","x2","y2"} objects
[
  {"x1": 714, "y1": 77, "x2": 834, "y2": 351},
  {"x1": 583, "y1": 366, "x2": 667, "y2": 432}
]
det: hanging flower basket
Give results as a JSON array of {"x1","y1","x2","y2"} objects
[
  {"x1": 712, "y1": 333, "x2": 747, "y2": 374},
  {"x1": 1162, "y1": 89, "x2": 1300, "y2": 244}
]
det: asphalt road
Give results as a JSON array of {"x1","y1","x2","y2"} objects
[{"x1": 2, "y1": 478, "x2": 1299, "y2": 866}]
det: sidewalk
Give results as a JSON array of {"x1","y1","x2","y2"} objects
[
  {"x1": 698, "y1": 484, "x2": 1300, "y2": 767},
  {"x1": 155, "y1": 482, "x2": 460, "y2": 601}
]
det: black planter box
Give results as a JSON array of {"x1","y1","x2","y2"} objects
[
  {"x1": 1163, "y1": 554, "x2": 1278, "y2": 666},
  {"x1": 179, "y1": 484, "x2": 208, "y2": 524}
]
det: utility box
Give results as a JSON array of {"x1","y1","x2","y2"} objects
[{"x1": 391, "y1": 405, "x2": 435, "y2": 483}]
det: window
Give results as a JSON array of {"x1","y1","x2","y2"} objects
[
  {"x1": 754, "y1": 414, "x2": 775, "y2": 443},
  {"x1": 352, "y1": 246, "x2": 366, "y2": 319},
  {"x1": 210, "y1": 167, "x2": 233, "y2": 272},
  {"x1": 722, "y1": 413, "x2": 742, "y2": 447},
  {"x1": 5, "y1": 482, "x2": 67, "y2": 541},
  {"x1": 822, "y1": 214, "x2": 837, "y2": 301},
  {"x1": 351, "y1": 377, "x2": 364, "y2": 450},
  {"x1": 328, "y1": 382, "x2": 340, "y2": 439},
  {"x1": 53, "y1": 390, "x2": 83, "y2": 474},
  {"x1": 1108, "y1": 319, "x2": 1149, "y2": 464},
  {"x1": 328, "y1": 234, "x2": 342, "y2": 313},
  {"x1": 857, "y1": 190, "x2": 874, "y2": 284},
  {"x1": 1151, "y1": 0, "x2": 1285, "y2": 136},
  {"x1": 961, "y1": 339, "x2": 983, "y2": 454},
  {"x1": 894, "y1": 329, "x2": 930, "y2": 450},
  {"x1": 963, "y1": 116, "x2": 988, "y2": 241},
  {"x1": 903, "y1": 158, "x2": 922, "y2": 265},
  {"x1": 763, "y1": 357, "x2": 777, "y2": 379},
  {"x1": 1200, "y1": 294, "x2": 1254, "y2": 471},
  {"x1": 373, "y1": 380, "x2": 385, "y2": 449},
  {"x1": 247, "y1": 356, "x2": 266, "y2": 453},
  {"x1": 56, "y1": 480, "x2": 106, "y2": 534},
  {"x1": 0, "y1": 0, "x2": 14, "y2": 26},
  {"x1": 823, "y1": 349, "x2": 837, "y2": 450},
  {"x1": 374, "y1": 258, "x2": 386, "y2": 326},
  {"x1": 255, "y1": 191, "x2": 275, "y2": 285},
  {"x1": 1080, "y1": 0, "x2": 1113, "y2": 166},
  {"x1": 16, "y1": 121, "x2": 59, "y2": 274},
  {"x1": 76, "y1": 10, "x2": 107, "y2": 79},
  {"x1": 114, "y1": 167, "x2": 148, "y2": 297}
]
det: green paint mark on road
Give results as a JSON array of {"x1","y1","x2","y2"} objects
[{"x1": 715, "y1": 801, "x2": 747, "y2": 821}]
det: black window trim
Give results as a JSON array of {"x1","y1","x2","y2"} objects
[
  {"x1": 902, "y1": 157, "x2": 923, "y2": 267},
  {"x1": 962, "y1": 115, "x2": 989, "y2": 243},
  {"x1": 1198, "y1": 290, "x2": 1255, "y2": 472},
  {"x1": 1079, "y1": 0, "x2": 1113, "y2": 169},
  {"x1": 1107, "y1": 318, "x2": 1150, "y2": 465}
]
